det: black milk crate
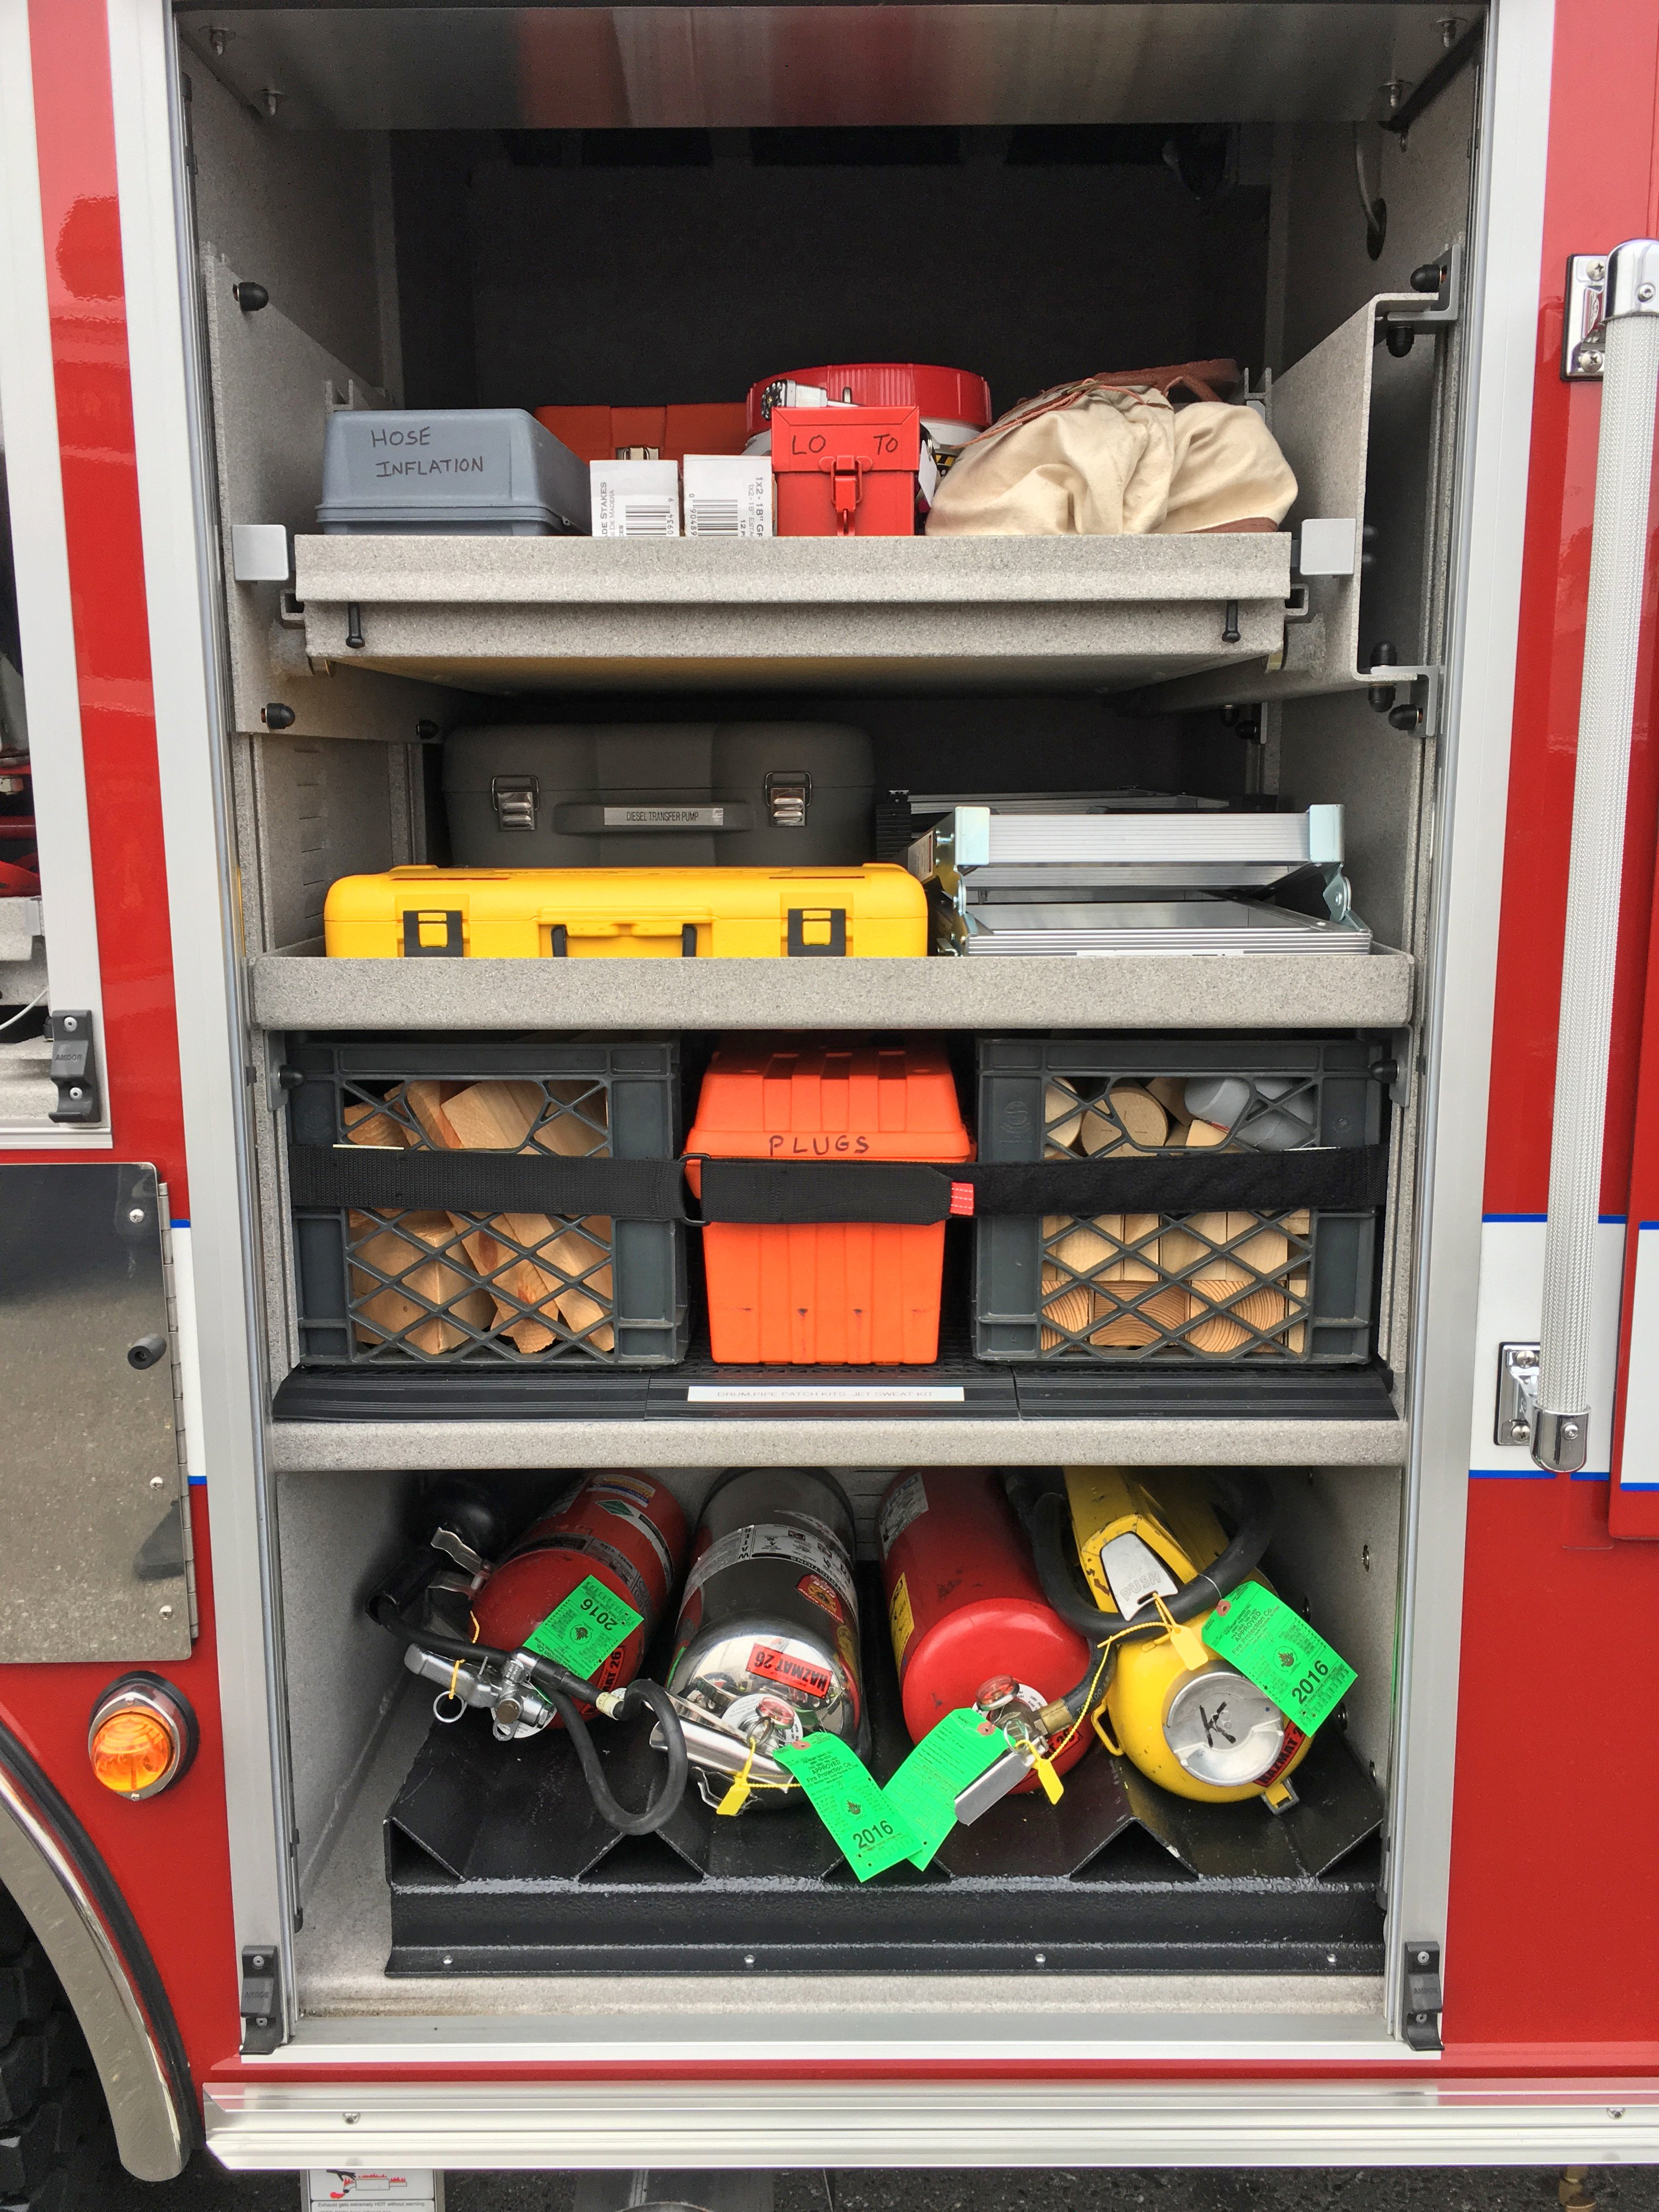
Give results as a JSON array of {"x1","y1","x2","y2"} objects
[
  {"x1": 285, "y1": 1034, "x2": 687, "y2": 1366},
  {"x1": 974, "y1": 1036, "x2": 1386, "y2": 1365}
]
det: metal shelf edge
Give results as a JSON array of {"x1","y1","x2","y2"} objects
[{"x1": 266, "y1": 1413, "x2": 1409, "y2": 1472}]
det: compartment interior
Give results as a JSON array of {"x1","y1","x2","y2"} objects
[
  {"x1": 284, "y1": 1460, "x2": 1401, "y2": 2012},
  {"x1": 177, "y1": 1, "x2": 1483, "y2": 2025},
  {"x1": 182, "y1": 2, "x2": 1482, "y2": 958}
]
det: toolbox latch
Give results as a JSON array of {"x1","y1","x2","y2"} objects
[
  {"x1": 765, "y1": 771, "x2": 811, "y2": 829},
  {"x1": 787, "y1": 907, "x2": 847, "y2": 957},
  {"x1": 240, "y1": 1944, "x2": 284, "y2": 2055},
  {"x1": 402, "y1": 909, "x2": 465, "y2": 958},
  {"x1": 823, "y1": 454, "x2": 867, "y2": 531},
  {"x1": 491, "y1": 774, "x2": 539, "y2": 831},
  {"x1": 1402, "y1": 1939, "x2": 1443, "y2": 2052},
  {"x1": 46, "y1": 1010, "x2": 99, "y2": 1125}
]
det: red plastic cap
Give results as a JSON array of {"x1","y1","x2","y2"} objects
[{"x1": 747, "y1": 364, "x2": 992, "y2": 438}]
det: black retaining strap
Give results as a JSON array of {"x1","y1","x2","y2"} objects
[
  {"x1": 288, "y1": 1144, "x2": 690, "y2": 1222},
  {"x1": 701, "y1": 1147, "x2": 1390, "y2": 1221},
  {"x1": 290, "y1": 1143, "x2": 1388, "y2": 1224}
]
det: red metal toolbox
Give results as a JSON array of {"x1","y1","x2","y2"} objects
[{"x1": 770, "y1": 405, "x2": 921, "y2": 538}]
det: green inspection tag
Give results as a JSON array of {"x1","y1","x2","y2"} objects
[
  {"x1": 775, "y1": 1733, "x2": 922, "y2": 1882},
  {"x1": 1202, "y1": 1582, "x2": 1356, "y2": 1735},
  {"x1": 884, "y1": 1707, "x2": 1013, "y2": 1869},
  {"x1": 522, "y1": 1575, "x2": 642, "y2": 1681}
]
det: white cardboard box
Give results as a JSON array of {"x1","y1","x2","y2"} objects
[
  {"x1": 683, "y1": 453, "x2": 773, "y2": 538},
  {"x1": 589, "y1": 459, "x2": 681, "y2": 537}
]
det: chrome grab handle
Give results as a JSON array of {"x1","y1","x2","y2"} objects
[{"x1": 1534, "y1": 240, "x2": 1659, "y2": 1470}]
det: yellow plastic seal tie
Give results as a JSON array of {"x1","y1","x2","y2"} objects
[
  {"x1": 1154, "y1": 1592, "x2": 1210, "y2": 1672},
  {"x1": 1031, "y1": 1750, "x2": 1065, "y2": 1804},
  {"x1": 715, "y1": 1741, "x2": 757, "y2": 1817}
]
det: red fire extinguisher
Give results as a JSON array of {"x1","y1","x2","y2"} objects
[
  {"x1": 879, "y1": 1468, "x2": 1093, "y2": 1788},
  {"x1": 472, "y1": 1471, "x2": 688, "y2": 1717}
]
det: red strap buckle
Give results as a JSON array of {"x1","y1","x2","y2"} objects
[{"x1": 949, "y1": 1181, "x2": 975, "y2": 1217}]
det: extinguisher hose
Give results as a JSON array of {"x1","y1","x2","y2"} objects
[
  {"x1": 1028, "y1": 1474, "x2": 1276, "y2": 1646},
  {"x1": 538, "y1": 1674, "x2": 690, "y2": 1838},
  {"x1": 370, "y1": 1595, "x2": 690, "y2": 1835}
]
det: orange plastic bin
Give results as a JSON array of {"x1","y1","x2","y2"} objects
[{"x1": 686, "y1": 1035, "x2": 973, "y2": 1365}]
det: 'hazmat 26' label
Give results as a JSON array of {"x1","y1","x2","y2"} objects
[{"x1": 748, "y1": 1644, "x2": 834, "y2": 1700}]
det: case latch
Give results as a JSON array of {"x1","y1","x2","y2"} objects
[
  {"x1": 766, "y1": 771, "x2": 812, "y2": 829},
  {"x1": 787, "y1": 907, "x2": 846, "y2": 956},
  {"x1": 491, "y1": 774, "x2": 539, "y2": 831},
  {"x1": 402, "y1": 910, "x2": 465, "y2": 957}
]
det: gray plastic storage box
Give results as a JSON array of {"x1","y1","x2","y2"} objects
[
  {"x1": 974, "y1": 1035, "x2": 1385, "y2": 1365},
  {"x1": 443, "y1": 723, "x2": 876, "y2": 867},
  {"x1": 285, "y1": 1034, "x2": 686, "y2": 1366},
  {"x1": 317, "y1": 408, "x2": 590, "y2": 535}
]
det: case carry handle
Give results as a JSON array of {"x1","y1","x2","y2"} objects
[{"x1": 545, "y1": 921, "x2": 702, "y2": 956}]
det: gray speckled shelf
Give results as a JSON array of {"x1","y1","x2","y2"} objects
[
  {"x1": 249, "y1": 949, "x2": 1413, "y2": 1032},
  {"x1": 292, "y1": 532, "x2": 1292, "y2": 691},
  {"x1": 268, "y1": 1413, "x2": 1407, "y2": 1474}
]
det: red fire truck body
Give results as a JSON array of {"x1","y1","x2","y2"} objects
[{"x1": 2, "y1": 0, "x2": 1658, "y2": 2180}]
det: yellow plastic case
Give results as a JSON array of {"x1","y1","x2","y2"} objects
[{"x1": 324, "y1": 863, "x2": 929, "y2": 959}]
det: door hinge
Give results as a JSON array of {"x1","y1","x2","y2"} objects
[
  {"x1": 240, "y1": 1944, "x2": 284, "y2": 2054},
  {"x1": 1403, "y1": 1939, "x2": 1443, "y2": 2052}
]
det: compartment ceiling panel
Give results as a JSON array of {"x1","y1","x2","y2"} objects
[{"x1": 178, "y1": 6, "x2": 1469, "y2": 131}]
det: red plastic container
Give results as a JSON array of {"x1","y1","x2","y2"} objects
[
  {"x1": 879, "y1": 1468, "x2": 1093, "y2": 1786},
  {"x1": 533, "y1": 403, "x2": 749, "y2": 463},
  {"x1": 747, "y1": 364, "x2": 991, "y2": 441},
  {"x1": 685, "y1": 1034, "x2": 973, "y2": 1364},
  {"x1": 771, "y1": 405, "x2": 921, "y2": 538}
]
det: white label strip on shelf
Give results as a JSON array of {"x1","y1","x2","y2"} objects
[{"x1": 684, "y1": 1385, "x2": 967, "y2": 1406}]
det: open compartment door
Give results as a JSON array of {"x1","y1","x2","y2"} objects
[{"x1": 1611, "y1": 870, "x2": 1659, "y2": 1533}]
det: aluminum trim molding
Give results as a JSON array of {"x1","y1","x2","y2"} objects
[
  {"x1": 0, "y1": 1763, "x2": 188, "y2": 2181},
  {"x1": 1381, "y1": 0, "x2": 1556, "y2": 2024},
  {"x1": 203, "y1": 2079, "x2": 1659, "y2": 2169}
]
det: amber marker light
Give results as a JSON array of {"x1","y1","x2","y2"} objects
[{"x1": 87, "y1": 1674, "x2": 196, "y2": 1801}]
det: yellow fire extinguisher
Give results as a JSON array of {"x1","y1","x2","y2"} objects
[{"x1": 1058, "y1": 1467, "x2": 1314, "y2": 1811}]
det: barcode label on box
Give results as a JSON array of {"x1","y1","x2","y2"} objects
[
  {"x1": 684, "y1": 454, "x2": 774, "y2": 538},
  {"x1": 591, "y1": 458, "x2": 681, "y2": 537}
]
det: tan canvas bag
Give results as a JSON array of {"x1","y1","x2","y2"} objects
[{"x1": 924, "y1": 366, "x2": 1296, "y2": 539}]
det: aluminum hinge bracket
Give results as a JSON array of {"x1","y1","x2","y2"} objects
[
  {"x1": 1379, "y1": 242, "x2": 1463, "y2": 348},
  {"x1": 1363, "y1": 659, "x2": 1443, "y2": 738},
  {"x1": 1403, "y1": 1939, "x2": 1443, "y2": 2053}
]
